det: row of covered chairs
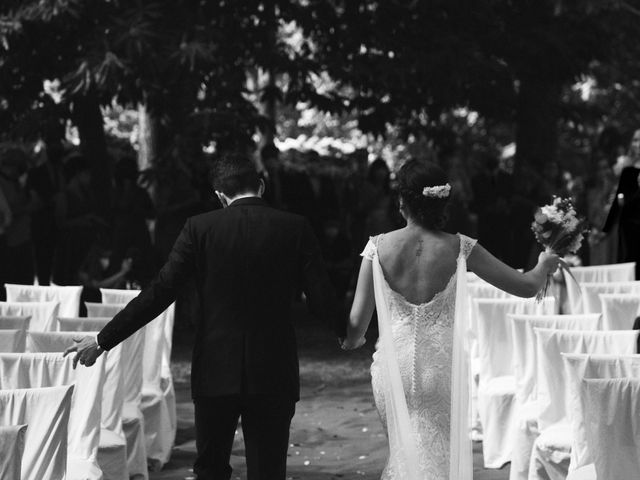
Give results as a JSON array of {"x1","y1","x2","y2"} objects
[
  {"x1": 466, "y1": 262, "x2": 640, "y2": 480},
  {"x1": 0, "y1": 285, "x2": 175, "y2": 480}
]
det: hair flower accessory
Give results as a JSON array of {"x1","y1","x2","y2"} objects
[{"x1": 422, "y1": 183, "x2": 451, "y2": 198}]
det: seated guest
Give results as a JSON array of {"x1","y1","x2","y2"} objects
[{"x1": 78, "y1": 241, "x2": 132, "y2": 304}]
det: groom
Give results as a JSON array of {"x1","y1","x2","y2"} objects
[{"x1": 66, "y1": 153, "x2": 342, "y2": 480}]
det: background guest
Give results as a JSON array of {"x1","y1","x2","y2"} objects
[{"x1": 0, "y1": 148, "x2": 37, "y2": 287}]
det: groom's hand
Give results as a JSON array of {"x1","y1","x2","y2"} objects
[
  {"x1": 340, "y1": 336, "x2": 366, "y2": 351},
  {"x1": 63, "y1": 336, "x2": 104, "y2": 369}
]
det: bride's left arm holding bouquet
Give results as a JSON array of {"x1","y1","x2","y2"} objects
[{"x1": 467, "y1": 244, "x2": 559, "y2": 297}]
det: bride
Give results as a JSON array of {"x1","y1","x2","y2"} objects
[{"x1": 342, "y1": 159, "x2": 559, "y2": 480}]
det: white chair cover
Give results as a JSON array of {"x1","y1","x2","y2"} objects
[
  {"x1": 529, "y1": 329, "x2": 639, "y2": 480},
  {"x1": 0, "y1": 424, "x2": 27, "y2": 480},
  {"x1": 563, "y1": 262, "x2": 636, "y2": 314},
  {"x1": 582, "y1": 378, "x2": 640, "y2": 480},
  {"x1": 0, "y1": 301, "x2": 59, "y2": 332},
  {"x1": 565, "y1": 464, "x2": 596, "y2": 480},
  {"x1": 140, "y1": 304, "x2": 176, "y2": 467},
  {"x1": 0, "y1": 352, "x2": 106, "y2": 480},
  {"x1": 120, "y1": 328, "x2": 148, "y2": 479},
  {"x1": 0, "y1": 315, "x2": 31, "y2": 331},
  {"x1": 599, "y1": 293, "x2": 640, "y2": 330},
  {"x1": 57, "y1": 318, "x2": 134, "y2": 480},
  {"x1": 101, "y1": 288, "x2": 176, "y2": 468},
  {"x1": 0, "y1": 329, "x2": 25, "y2": 353},
  {"x1": 508, "y1": 314, "x2": 602, "y2": 480},
  {"x1": 5, "y1": 284, "x2": 83, "y2": 318},
  {"x1": 581, "y1": 280, "x2": 640, "y2": 314},
  {"x1": 58, "y1": 317, "x2": 111, "y2": 332},
  {"x1": 24, "y1": 332, "x2": 127, "y2": 480},
  {"x1": 85, "y1": 303, "x2": 125, "y2": 318},
  {"x1": 563, "y1": 353, "x2": 640, "y2": 471},
  {"x1": 475, "y1": 297, "x2": 555, "y2": 468},
  {"x1": 467, "y1": 282, "x2": 517, "y2": 440},
  {"x1": 100, "y1": 288, "x2": 140, "y2": 304},
  {"x1": 0, "y1": 385, "x2": 74, "y2": 480}
]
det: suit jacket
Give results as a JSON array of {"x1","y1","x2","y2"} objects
[
  {"x1": 602, "y1": 166, "x2": 640, "y2": 233},
  {"x1": 98, "y1": 197, "x2": 341, "y2": 400}
]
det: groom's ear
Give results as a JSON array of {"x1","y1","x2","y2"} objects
[{"x1": 258, "y1": 178, "x2": 266, "y2": 197}]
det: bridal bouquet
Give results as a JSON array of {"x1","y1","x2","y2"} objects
[{"x1": 531, "y1": 196, "x2": 588, "y2": 301}]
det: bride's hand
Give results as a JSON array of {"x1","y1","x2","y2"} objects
[
  {"x1": 538, "y1": 251, "x2": 560, "y2": 275},
  {"x1": 340, "y1": 336, "x2": 366, "y2": 351}
]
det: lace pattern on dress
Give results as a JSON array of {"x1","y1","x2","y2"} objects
[{"x1": 370, "y1": 233, "x2": 477, "y2": 480}]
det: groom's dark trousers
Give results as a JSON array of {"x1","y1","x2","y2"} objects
[{"x1": 97, "y1": 197, "x2": 341, "y2": 480}]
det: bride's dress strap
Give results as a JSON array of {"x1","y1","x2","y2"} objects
[
  {"x1": 458, "y1": 233, "x2": 478, "y2": 261},
  {"x1": 360, "y1": 235, "x2": 381, "y2": 261}
]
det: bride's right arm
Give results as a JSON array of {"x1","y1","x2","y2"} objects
[
  {"x1": 467, "y1": 243, "x2": 559, "y2": 298},
  {"x1": 344, "y1": 258, "x2": 376, "y2": 348}
]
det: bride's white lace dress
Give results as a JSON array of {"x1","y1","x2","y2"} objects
[{"x1": 362, "y1": 233, "x2": 476, "y2": 480}]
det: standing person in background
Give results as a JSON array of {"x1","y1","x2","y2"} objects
[
  {"x1": 27, "y1": 140, "x2": 63, "y2": 285},
  {"x1": 603, "y1": 128, "x2": 640, "y2": 278},
  {"x1": 0, "y1": 148, "x2": 37, "y2": 287},
  {"x1": 587, "y1": 158, "x2": 618, "y2": 265},
  {"x1": 53, "y1": 153, "x2": 105, "y2": 285},
  {"x1": 361, "y1": 158, "x2": 399, "y2": 238}
]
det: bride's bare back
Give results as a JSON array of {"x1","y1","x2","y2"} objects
[{"x1": 377, "y1": 229, "x2": 460, "y2": 305}]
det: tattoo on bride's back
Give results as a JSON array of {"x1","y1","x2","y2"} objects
[{"x1": 416, "y1": 239, "x2": 423, "y2": 257}]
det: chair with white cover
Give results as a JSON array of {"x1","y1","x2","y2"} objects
[
  {"x1": 101, "y1": 289, "x2": 176, "y2": 469},
  {"x1": 467, "y1": 282, "x2": 517, "y2": 440},
  {"x1": 0, "y1": 315, "x2": 31, "y2": 331},
  {"x1": 581, "y1": 280, "x2": 640, "y2": 314},
  {"x1": 563, "y1": 353, "x2": 640, "y2": 475},
  {"x1": 85, "y1": 302, "x2": 126, "y2": 318},
  {"x1": 0, "y1": 329, "x2": 25, "y2": 352},
  {"x1": 58, "y1": 317, "x2": 111, "y2": 332},
  {"x1": 0, "y1": 316, "x2": 30, "y2": 352},
  {"x1": 508, "y1": 314, "x2": 602, "y2": 480},
  {"x1": 580, "y1": 378, "x2": 640, "y2": 480},
  {"x1": 0, "y1": 385, "x2": 74, "y2": 480},
  {"x1": 599, "y1": 293, "x2": 640, "y2": 330},
  {"x1": 0, "y1": 424, "x2": 27, "y2": 480},
  {"x1": 563, "y1": 262, "x2": 636, "y2": 314},
  {"x1": 528, "y1": 329, "x2": 639, "y2": 480},
  {"x1": 475, "y1": 297, "x2": 555, "y2": 468},
  {"x1": 24, "y1": 332, "x2": 128, "y2": 480},
  {"x1": 0, "y1": 301, "x2": 59, "y2": 331},
  {"x1": 59, "y1": 316, "x2": 148, "y2": 480},
  {"x1": 0, "y1": 351, "x2": 107, "y2": 480},
  {"x1": 5, "y1": 284, "x2": 83, "y2": 318}
]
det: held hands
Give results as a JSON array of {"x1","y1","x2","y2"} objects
[
  {"x1": 63, "y1": 336, "x2": 104, "y2": 369},
  {"x1": 339, "y1": 336, "x2": 366, "y2": 351}
]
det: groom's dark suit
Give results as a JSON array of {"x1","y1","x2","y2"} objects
[{"x1": 97, "y1": 197, "x2": 340, "y2": 480}]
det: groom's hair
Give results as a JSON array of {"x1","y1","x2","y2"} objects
[{"x1": 211, "y1": 153, "x2": 260, "y2": 196}]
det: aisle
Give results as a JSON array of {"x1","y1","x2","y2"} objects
[{"x1": 151, "y1": 308, "x2": 509, "y2": 480}]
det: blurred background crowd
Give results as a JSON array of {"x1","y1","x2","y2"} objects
[{"x1": 1, "y1": 123, "x2": 639, "y2": 308}]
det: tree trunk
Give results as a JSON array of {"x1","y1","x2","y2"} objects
[
  {"x1": 73, "y1": 90, "x2": 112, "y2": 219},
  {"x1": 514, "y1": 75, "x2": 561, "y2": 176}
]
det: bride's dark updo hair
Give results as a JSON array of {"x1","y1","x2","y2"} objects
[{"x1": 397, "y1": 159, "x2": 450, "y2": 230}]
